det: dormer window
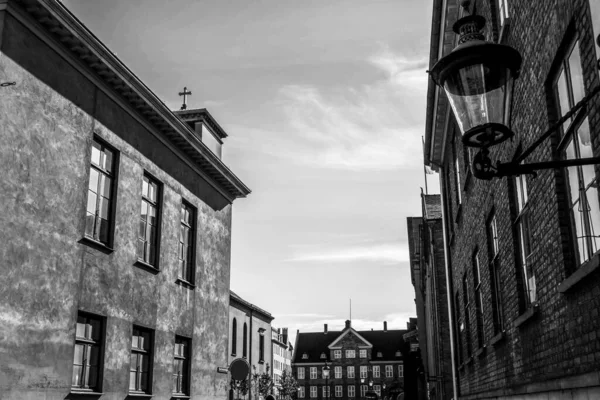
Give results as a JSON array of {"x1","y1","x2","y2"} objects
[
  {"x1": 302, "y1": 353, "x2": 308, "y2": 359},
  {"x1": 395, "y1": 350, "x2": 402, "y2": 357},
  {"x1": 320, "y1": 352, "x2": 326, "y2": 359},
  {"x1": 377, "y1": 352, "x2": 383, "y2": 358}
]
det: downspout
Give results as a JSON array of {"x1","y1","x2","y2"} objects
[
  {"x1": 249, "y1": 308, "x2": 253, "y2": 400},
  {"x1": 439, "y1": 168, "x2": 459, "y2": 400}
]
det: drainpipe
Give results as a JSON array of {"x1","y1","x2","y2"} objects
[
  {"x1": 439, "y1": 167, "x2": 459, "y2": 400},
  {"x1": 249, "y1": 308, "x2": 253, "y2": 400}
]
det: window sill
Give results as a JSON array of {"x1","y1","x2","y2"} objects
[
  {"x1": 171, "y1": 394, "x2": 190, "y2": 399},
  {"x1": 79, "y1": 236, "x2": 114, "y2": 254},
  {"x1": 514, "y1": 305, "x2": 538, "y2": 328},
  {"x1": 127, "y1": 393, "x2": 153, "y2": 398},
  {"x1": 68, "y1": 390, "x2": 104, "y2": 398},
  {"x1": 134, "y1": 260, "x2": 160, "y2": 275},
  {"x1": 558, "y1": 252, "x2": 600, "y2": 293},
  {"x1": 475, "y1": 346, "x2": 486, "y2": 358},
  {"x1": 176, "y1": 278, "x2": 196, "y2": 289},
  {"x1": 489, "y1": 331, "x2": 505, "y2": 347}
]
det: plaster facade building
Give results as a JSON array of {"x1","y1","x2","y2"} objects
[
  {"x1": 0, "y1": 0, "x2": 250, "y2": 399},
  {"x1": 407, "y1": 194, "x2": 453, "y2": 400},
  {"x1": 424, "y1": 0, "x2": 600, "y2": 399},
  {"x1": 228, "y1": 291, "x2": 274, "y2": 397},
  {"x1": 271, "y1": 327, "x2": 293, "y2": 398},
  {"x1": 291, "y1": 321, "x2": 416, "y2": 400}
]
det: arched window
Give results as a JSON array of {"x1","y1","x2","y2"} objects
[
  {"x1": 243, "y1": 323, "x2": 248, "y2": 357},
  {"x1": 231, "y1": 318, "x2": 237, "y2": 356}
]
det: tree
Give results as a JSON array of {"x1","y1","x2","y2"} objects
[
  {"x1": 230, "y1": 377, "x2": 249, "y2": 400},
  {"x1": 278, "y1": 369, "x2": 299, "y2": 399},
  {"x1": 251, "y1": 364, "x2": 274, "y2": 400}
]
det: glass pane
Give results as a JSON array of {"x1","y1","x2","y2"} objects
[
  {"x1": 89, "y1": 319, "x2": 101, "y2": 341},
  {"x1": 73, "y1": 344, "x2": 85, "y2": 364},
  {"x1": 131, "y1": 332, "x2": 138, "y2": 349},
  {"x1": 142, "y1": 178, "x2": 149, "y2": 197},
  {"x1": 103, "y1": 148, "x2": 113, "y2": 173},
  {"x1": 88, "y1": 169, "x2": 99, "y2": 192},
  {"x1": 140, "y1": 372, "x2": 148, "y2": 391},
  {"x1": 578, "y1": 119, "x2": 595, "y2": 186},
  {"x1": 76, "y1": 317, "x2": 86, "y2": 337},
  {"x1": 586, "y1": 187, "x2": 600, "y2": 256},
  {"x1": 86, "y1": 192, "x2": 97, "y2": 214},
  {"x1": 129, "y1": 371, "x2": 137, "y2": 390},
  {"x1": 131, "y1": 353, "x2": 138, "y2": 368},
  {"x1": 137, "y1": 240, "x2": 146, "y2": 259},
  {"x1": 140, "y1": 201, "x2": 148, "y2": 221},
  {"x1": 141, "y1": 332, "x2": 150, "y2": 350},
  {"x1": 566, "y1": 165, "x2": 580, "y2": 206},
  {"x1": 72, "y1": 365, "x2": 82, "y2": 386},
  {"x1": 91, "y1": 142, "x2": 101, "y2": 166},
  {"x1": 148, "y1": 182, "x2": 156, "y2": 202},
  {"x1": 573, "y1": 202, "x2": 588, "y2": 262},
  {"x1": 140, "y1": 354, "x2": 148, "y2": 372},
  {"x1": 182, "y1": 227, "x2": 189, "y2": 245},
  {"x1": 556, "y1": 67, "x2": 570, "y2": 119},
  {"x1": 88, "y1": 346, "x2": 100, "y2": 367},
  {"x1": 568, "y1": 42, "x2": 584, "y2": 104},
  {"x1": 98, "y1": 218, "x2": 109, "y2": 243},
  {"x1": 147, "y1": 205, "x2": 156, "y2": 225},
  {"x1": 88, "y1": 366, "x2": 98, "y2": 388},
  {"x1": 100, "y1": 176, "x2": 112, "y2": 199},
  {"x1": 98, "y1": 197, "x2": 109, "y2": 219},
  {"x1": 85, "y1": 214, "x2": 95, "y2": 237}
]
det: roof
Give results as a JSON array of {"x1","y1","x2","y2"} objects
[
  {"x1": 174, "y1": 108, "x2": 228, "y2": 140},
  {"x1": 15, "y1": 0, "x2": 250, "y2": 204},
  {"x1": 423, "y1": 194, "x2": 442, "y2": 220},
  {"x1": 293, "y1": 329, "x2": 407, "y2": 364},
  {"x1": 230, "y1": 291, "x2": 274, "y2": 322}
]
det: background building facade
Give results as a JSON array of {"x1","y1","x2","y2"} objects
[
  {"x1": 292, "y1": 320, "x2": 414, "y2": 400},
  {"x1": 272, "y1": 327, "x2": 293, "y2": 398},
  {"x1": 424, "y1": 0, "x2": 600, "y2": 399},
  {"x1": 0, "y1": 1, "x2": 249, "y2": 399}
]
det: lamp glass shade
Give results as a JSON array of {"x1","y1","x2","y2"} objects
[{"x1": 322, "y1": 367, "x2": 330, "y2": 378}]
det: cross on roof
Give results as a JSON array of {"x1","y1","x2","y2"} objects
[{"x1": 178, "y1": 86, "x2": 192, "y2": 110}]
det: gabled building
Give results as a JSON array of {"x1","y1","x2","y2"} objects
[
  {"x1": 292, "y1": 320, "x2": 417, "y2": 400},
  {"x1": 272, "y1": 327, "x2": 293, "y2": 398},
  {"x1": 0, "y1": 0, "x2": 249, "y2": 399}
]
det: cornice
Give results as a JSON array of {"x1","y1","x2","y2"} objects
[{"x1": 10, "y1": 0, "x2": 250, "y2": 201}]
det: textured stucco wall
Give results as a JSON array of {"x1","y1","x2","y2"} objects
[{"x1": 0, "y1": 8, "x2": 233, "y2": 400}]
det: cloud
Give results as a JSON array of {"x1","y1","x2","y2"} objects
[
  {"x1": 277, "y1": 313, "x2": 336, "y2": 319},
  {"x1": 285, "y1": 242, "x2": 409, "y2": 264}
]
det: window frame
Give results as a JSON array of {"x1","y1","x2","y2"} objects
[
  {"x1": 347, "y1": 366, "x2": 355, "y2": 379},
  {"x1": 385, "y1": 365, "x2": 393, "y2": 378},
  {"x1": 398, "y1": 364, "x2": 404, "y2": 378},
  {"x1": 487, "y1": 211, "x2": 505, "y2": 332},
  {"x1": 373, "y1": 365, "x2": 380, "y2": 378},
  {"x1": 177, "y1": 200, "x2": 197, "y2": 286},
  {"x1": 345, "y1": 349, "x2": 356, "y2": 358},
  {"x1": 129, "y1": 326, "x2": 154, "y2": 395},
  {"x1": 322, "y1": 386, "x2": 330, "y2": 398},
  {"x1": 173, "y1": 336, "x2": 191, "y2": 396},
  {"x1": 359, "y1": 366, "x2": 367, "y2": 379},
  {"x1": 71, "y1": 311, "x2": 105, "y2": 393},
  {"x1": 334, "y1": 366, "x2": 342, "y2": 379},
  {"x1": 310, "y1": 367, "x2": 317, "y2": 379},
  {"x1": 137, "y1": 173, "x2": 162, "y2": 269},
  {"x1": 298, "y1": 386, "x2": 305, "y2": 398},
  {"x1": 231, "y1": 318, "x2": 237, "y2": 356},
  {"x1": 310, "y1": 386, "x2": 317, "y2": 398},
  {"x1": 333, "y1": 349, "x2": 341, "y2": 359},
  {"x1": 297, "y1": 367, "x2": 305, "y2": 380},
  {"x1": 335, "y1": 385, "x2": 342, "y2": 398},
  {"x1": 243, "y1": 323, "x2": 248, "y2": 358},
  {"x1": 259, "y1": 332, "x2": 265, "y2": 363},
  {"x1": 472, "y1": 249, "x2": 485, "y2": 348},
  {"x1": 84, "y1": 137, "x2": 118, "y2": 249},
  {"x1": 462, "y1": 274, "x2": 473, "y2": 358},
  {"x1": 348, "y1": 385, "x2": 355, "y2": 398},
  {"x1": 359, "y1": 349, "x2": 367, "y2": 358}
]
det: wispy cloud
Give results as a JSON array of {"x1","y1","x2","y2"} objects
[{"x1": 285, "y1": 242, "x2": 409, "y2": 264}]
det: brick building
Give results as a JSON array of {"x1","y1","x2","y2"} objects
[
  {"x1": 0, "y1": 0, "x2": 250, "y2": 399},
  {"x1": 292, "y1": 320, "x2": 415, "y2": 400},
  {"x1": 407, "y1": 193, "x2": 453, "y2": 400},
  {"x1": 228, "y1": 291, "x2": 274, "y2": 398},
  {"x1": 424, "y1": 0, "x2": 600, "y2": 399}
]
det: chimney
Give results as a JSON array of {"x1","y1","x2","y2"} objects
[
  {"x1": 345, "y1": 320, "x2": 351, "y2": 329},
  {"x1": 384, "y1": 321, "x2": 388, "y2": 332},
  {"x1": 282, "y1": 328, "x2": 288, "y2": 344},
  {"x1": 324, "y1": 324, "x2": 328, "y2": 334}
]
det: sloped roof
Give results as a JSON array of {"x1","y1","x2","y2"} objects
[
  {"x1": 293, "y1": 329, "x2": 407, "y2": 364},
  {"x1": 230, "y1": 291, "x2": 274, "y2": 322}
]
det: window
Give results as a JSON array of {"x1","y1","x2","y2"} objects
[
  {"x1": 513, "y1": 169, "x2": 537, "y2": 308},
  {"x1": 333, "y1": 350, "x2": 341, "y2": 359},
  {"x1": 310, "y1": 367, "x2": 317, "y2": 379},
  {"x1": 455, "y1": 154, "x2": 462, "y2": 205},
  {"x1": 130, "y1": 326, "x2": 153, "y2": 394},
  {"x1": 376, "y1": 352, "x2": 382, "y2": 358},
  {"x1": 259, "y1": 332, "x2": 265, "y2": 363},
  {"x1": 462, "y1": 275, "x2": 472, "y2": 357},
  {"x1": 497, "y1": 0, "x2": 509, "y2": 26},
  {"x1": 360, "y1": 366, "x2": 367, "y2": 379},
  {"x1": 298, "y1": 387, "x2": 305, "y2": 398},
  {"x1": 359, "y1": 349, "x2": 367, "y2": 358},
  {"x1": 348, "y1": 385, "x2": 356, "y2": 398},
  {"x1": 347, "y1": 366, "x2": 355, "y2": 379},
  {"x1": 298, "y1": 367, "x2": 305, "y2": 380},
  {"x1": 345, "y1": 349, "x2": 355, "y2": 358},
  {"x1": 320, "y1": 352, "x2": 327, "y2": 359},
  {"x1": 137, "y1": 175, "x2": 161, "y2": 267},
  {"x1": 231, "y1": 318, "x2": 237, "y2": 356},
  {"x1": 374, "y1": 385, "x2": 381, "y2": 396},
  {"x1": 455, "y1": 292, "x2": 464, "y2": 364},
  {"x1": 592, "y1": 2, "x2": 600, "y2": 76},
  {"x1": 385, "y1": 365, "x2": 393, "y2": 378},
  {"x1": 360, "y1": 385, "x2": 367, "y2": 397},
  {"x1": 334, "y1": 366, "x2": 342, "y2": 379},
  {"x1": 243, "y1": 323, "x2": 248, "y2": 358},
  {"x1": 553, "y1": 39, "x2": 600, "y2": 267},
  {"x1": 173, "y1": 336, "x2": 190, "y2": 396},
  {"x1": 302, "y1": 353, "x2": 308, "y2": 359},
  {"x1": 335, "y1": 385, "x2": 342, "y2": 397},
  {"x1": 178, "y1": 201, "x2": 196, "y2": 284},
  {"x1": 85, "y1": 138, "x2": 116, "y2": 246},
  {"x1": 310, "y1": 386, "x2": 317, "y2": 398},
  {"x1": 322, "y1": 386, "x2": 330, "y2": 398},
  {"x1": 72, "y1": 313, "x2": 103, "y2": 392},
  {"x1": 472, "y1": 250, "x2": 485, "y2": 347},
  {"x1": 398, "y1": 364, "x2": 404, "y2": 378},
  {"x1": 487, "y1": 212, "x2": 505, "y2": 332},
  {"x1": 373, "y1": 366, "x2": 380, "y2": 378}
]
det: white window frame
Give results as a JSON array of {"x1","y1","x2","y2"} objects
[
  {"x1": 322, "y1": 386, "x2": 330, "y2": 398},
  {"x1": 334, "y1": 366, "x2": 342, "y2": 379},
  {"x1": 345, "y1": 349, "x2": 355, "y2": 358},
  {"x1": 359, "y1": 349, "x2": 367, "y2": 358},
  {"x1": 309, "y1": 367, "x2": 317, "y2": 379},
  {"x1": 497, "y1": 0, "x2": 509, "y2": 26},
  {"x1": 298, "y1": 387, "x2": 305, "y2": 399},
  {"x1": 374, "y1": 385, "x2": 381, "y2": 396},
  {"x1": 348, "y1": 385, "x2": 355, "y2": 398},
  {"x1": 359, "y1": 366, "x2": 367, "y2": 379},
  {"x1": 335, "y1": 385, "x2": 342, "y2": 398},
  {"x1": 373, "y1": 365, "x2": 380, "y2": 378},
  {"x1": 347, "y1": 366, "x2": 355, "y2": 379},
  {"x1": 360, "y1": 385, "x2": 367, "y2": 397},
  {"x1": 310, "y1": 386, "x2": 317, "y2": 398},
  {"x1": 298, "y1": 367, "x2": 305, "y2": 380},
  {"x1": 385, "y1": 365, "x2": 393, "y2": 378},
  {"x1": 398, "y1": 364, "x2": 404, "y2": 378},
  {"x1": 333, "y1": 350, "x2": 342, "y2": 359}
]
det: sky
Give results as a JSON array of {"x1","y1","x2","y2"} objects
[{"x1": 61, "y1": 0, "x2": 439, "y2": 343}]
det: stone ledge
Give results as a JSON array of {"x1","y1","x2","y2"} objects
[
  {"x1": 514, "y1": 306, "x2": 538, "y2": 328},
  {"x1": 475, "y1": 346, "x2": 487, "y2": 358},
  {"x1": 558, "y1": 252, "x2": 600, "y2": 293},
  {"x1": 489, "y1": 331, "x2": 505, "y2": 347},
  {"x1": 134, "y1": 259, "x2": 160, "y2": 275},
  {"x1": 78, "y1": 236, "x2": 114, "y2": 254}
]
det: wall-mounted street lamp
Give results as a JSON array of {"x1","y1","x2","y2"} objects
[
  {"x1": 322, "y1": 361, "x2": 330, "y2": 400},
  {"x1": 429, "y1": 5, "x2": 600, "y2": 180}
]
